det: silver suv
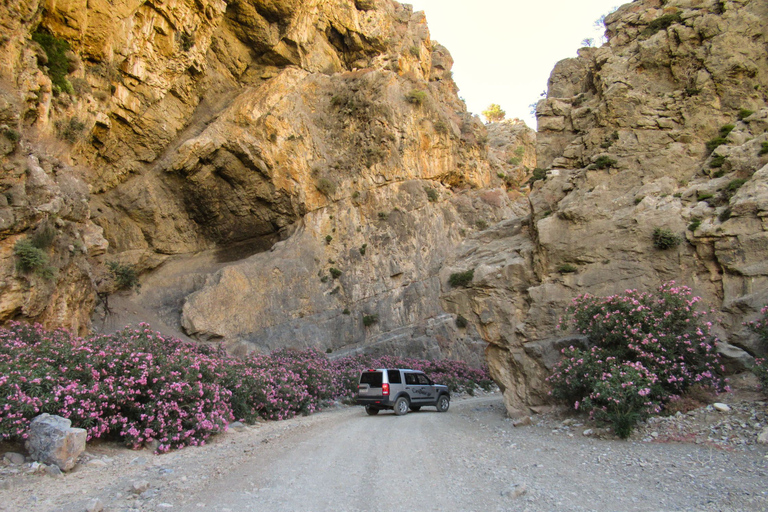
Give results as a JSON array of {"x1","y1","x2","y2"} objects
[{"x1": 356, "y1": 368, "x2": 450, "y2": 415}]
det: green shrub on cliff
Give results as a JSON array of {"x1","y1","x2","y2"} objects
[{"x1": 31, "y1": 30, "x2": 73, "y2": 95}]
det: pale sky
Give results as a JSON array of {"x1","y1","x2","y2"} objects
[{"x1": 406, "y1": 0, "x2": 622, "y2": 129}]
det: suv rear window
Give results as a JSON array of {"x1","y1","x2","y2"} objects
[
  {"x1": 387, "y1": 369, "x2": 402, "y2": 384},
  {"x1": 360, "y1": 371, "x2": 382, "y2": 388}
]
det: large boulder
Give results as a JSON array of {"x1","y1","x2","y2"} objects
[{"x1": 25, "y1": 414, "x2": 86, "y2": 471}]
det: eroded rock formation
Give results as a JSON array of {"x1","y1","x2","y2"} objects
[
  {"x1": 0, "y1": 0, "x2": 527, "y2": 364},
  {"x1": 443, "y1": 0, "x2": 768, "y2": 415}
]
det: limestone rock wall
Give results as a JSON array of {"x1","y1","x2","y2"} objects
[
  {"x1": 0, "y1": 0, "x2": 526, "y2": 364},
  {"x1": 443, "y1": 0, "x2": 768, "y2": 415}
]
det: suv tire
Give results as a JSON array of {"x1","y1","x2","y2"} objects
[
  {"x1": 365, "y1": 405, "x2": 380, "y2": 416},
  {"x1": 436, "y1": 394, "x2": 450, "y2": 412},
  {"x1": 409, "y1": 405, "x2": 421, "y2": 412},
  {"x1": 394, "y1": 396, "x2": 409, "y2": 416}
]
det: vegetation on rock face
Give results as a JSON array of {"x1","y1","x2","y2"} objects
[
  {"x1": 316, "y1": 178, "x2": 337, "y2": 196},
  {"x1": 548, "y1": 283, "x2": 725, "y2": 438},
  {"x1": 13, "y1": 239, "x2": 54, "y2": 279},
  {"x1": 107, "y1": 261, "x2": 140, "y2": 292},
  {"x1": 31, "y1": 30, "x2": 73, "y2": 95},
  {"x1": 56, "y1": 117, "x2": 87, "y2": 143},
  {"x1": 652, "y1": 227, "x2": 681, "y2": 250},
  {"x1": 527, "y1": 168, "x2": 547, "y2": 186},
  {"x1": 641, "y1": 13, "x2": 683, "y2": 37},
  {"x1": 424, "y1": 187, "x2": 439, "y2": 202},
  {"x1": 362, "y1": 314, "x2": 378, "y2": 327},
  {"x1": 482, "y1": 103, "x2": 506, "y2": 123},
  {"x1": 0, "y1": 323, "x2": 492, "y2": 451},
  {"x1": 557, "y1": 263, "x2": 577, "y2": 274},
  {"x1": 449, "y1": 269, "x2": 475, "y2": 288},
  {"x1": 759, "y1": 141, "x2": 768, "y2": 156},
  {"x1": 405, "y1": 89, "x2": 427, "y2": 105},
  {"x1": 455, "y1": 314, "x2": 468, "y2": 328},
  {"x1": 589, "y1": 156, "x2": 617, "y2": 170}
]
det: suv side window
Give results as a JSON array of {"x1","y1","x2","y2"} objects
[
  {"x1": 387, "y1": 369, "x2": 402, "y2": 384},
  {"x1": 416, "y1": 373, "x2": 431, "y2": 385},
  {"x1": 404, "y1": 373, "x2": 418, "y2": 385}
]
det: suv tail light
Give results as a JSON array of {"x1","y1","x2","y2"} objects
[{"x1": 382, "y1": 383, "x2": 390, "y2": 396}]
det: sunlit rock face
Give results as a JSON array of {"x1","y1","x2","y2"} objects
[
  {"x1": 442, "y1": 0, "x2": 768, "y2": 415},
  {"x1": 0, "y1": 0, "x2": 533, "y2": 365}
]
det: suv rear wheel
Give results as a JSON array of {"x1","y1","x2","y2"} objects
[
  {"x1": 394, "y1": 396, "x2": 409, "y2": 416},
  {"x1": 436, "y1": 394, "x2": 450, "y2": 412},
  {"x1": 365, "y1": 405, "x2": 380, "y2": 416}
]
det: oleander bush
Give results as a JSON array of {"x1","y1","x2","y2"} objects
[
  {"x1": 548, "y1": 283, "x2": 725, "y2": 438},
  {"x1": 0, "y1": 323, "x2": 491, "y2": 450}
]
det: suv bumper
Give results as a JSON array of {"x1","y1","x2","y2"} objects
[{"x1": 356, "y1": 397, "x2": 396, "y2": 407}]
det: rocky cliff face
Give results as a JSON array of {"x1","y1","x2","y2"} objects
[
  {"x1": 2, "y1": 0, "x2": 766, "y2": 418},
  {"x1": 443, "y1": 0, "x2": 768, "y2": 415},
  {"x1": 0, "y1": 0, "x2": 528, "y2": 364}
]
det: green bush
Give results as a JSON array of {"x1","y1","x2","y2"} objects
[
  {"x1": 424, "y1": 187, "x2": 438, "y2": 202},
  {"x1": 57, "y1": 117, "x2": 86, "y2": 143},
  {"x1": 409, "y1": 45, "x2": 420, "y2": 57},
  {"x1": 507, "y1": 157, "x2": 521, "y2": 166},
  {"x1": 738, "y1": 109, "x2": 754, "y2": 120},
  {"x1": 329, "y1": 267, "x2": 342, "y2": 279},
  {"x1": 325, "y1": 235, "x2": 333, "y2": 245},
  {"x1": 31, "y1": 31, "x2": 73, "y2": 95},
  {"x1": 316, "y1": 178, "x2": 336, "y2": 196},
  {"x1": 405, "y1": 90, "x2": 427, "y2": 106},
  {"x1": 697, "y1": 192, "x2": 714, "y2": 202},
  {"x1": 2, "y1": 127, "x2": 20, "y2": 142},
  {"x1": 31, "y1": 223, "x2": 57, "y2": 249},
  {"x1": 705, "y1": 137, "x2": 727, "y2": 153},
  {"x1": 107, "y1": 261, "x2": 140, "y2": 291},
  {"x1": 709, "y1": 154, "x2": 726, "y2": 168},
  {"x1": 449, "y1": 269, "x2": 474, "y2": 288},
  {"x1": 725, "y1": 178, "x2": 747, "y2": 196},
  {"x1": 377, "y1": 212, "x2": 388, "y2": 220},
  {"x1": 557, "y1": 263, "x2": 577, "y2": 274},
  {"x1": 760, "y1": 141, "x2": 768, "y2": 156},
  {"x1": 687, "y1": 218, "x2": 701, "y2": 232},
  {"x1": 719, "y1": 124, "x2": 735, "y2": 138},
  {"x1": 342, "y1": 308, "x2": 351, "y2": 315},
  {"x1": 13, "y1": 239, "x2": 54, "y2": 279},
  {"x1": 589, "y1": 156, "x2": 617, "y2": 170},
  {"x1": 641, "y1": 13, "x2": 682, "y2": 36},
  {"x1": 527, "y1": 168, "x2": 547, "y2": 186},
  {"x1": 433, "y1": 120, "x2": 448, "y2": 134},
  {"x1": 362, "y1": 314, "x2": 378, "y2": 327},
  {"x1": 455, "y1": 315, "x2": 468, "y2": 328},
  {"x1": 719, "y1": 207, "x2": 732, "y2": 222},
  {"x1": 177, "y1": 31, "x2": 195, "y2": 51},
  {"x1": 652, "y1": 228, "x2": 680, "y2": 250},
  {"x1": 359, "y1": 244, "x2": 367, "y2": 256}
]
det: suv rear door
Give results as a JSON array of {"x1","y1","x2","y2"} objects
[{"x1": 358, "y1": 370, "x2": 384, "y2": 398}]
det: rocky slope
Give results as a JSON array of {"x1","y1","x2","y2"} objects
[
  {"x1": 0, "y1": 0, "x2": 530, "y2": 364},
  {"x1": 443, "y1": 0, "x2": 768, "y2": 414}
]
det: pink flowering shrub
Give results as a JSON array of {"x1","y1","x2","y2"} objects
[
  {"x1": 548, "y1": 283, "x2": 725, "y2": 438},
  {"x1": 0, "y1": 322, "x2": 490, "y2": 451},
  {"x1": 747, "y1": 305, "x2": 768, "y2": 389}
]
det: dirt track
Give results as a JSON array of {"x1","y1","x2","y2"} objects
[{"x1": 2, "y1": 394, "x2": 768, "y2": 512}]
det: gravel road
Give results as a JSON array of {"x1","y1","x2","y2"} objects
[{"x1": 2, "y1": 393, "x2": 767, "y2": 512}]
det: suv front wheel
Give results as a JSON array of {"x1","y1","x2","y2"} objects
[
  {"x1": 394, "y1": 396, "x2": 409, "y2": 416},
  {"x1": 436, "y1": 394, "x2": 450, "y2": 412}
]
